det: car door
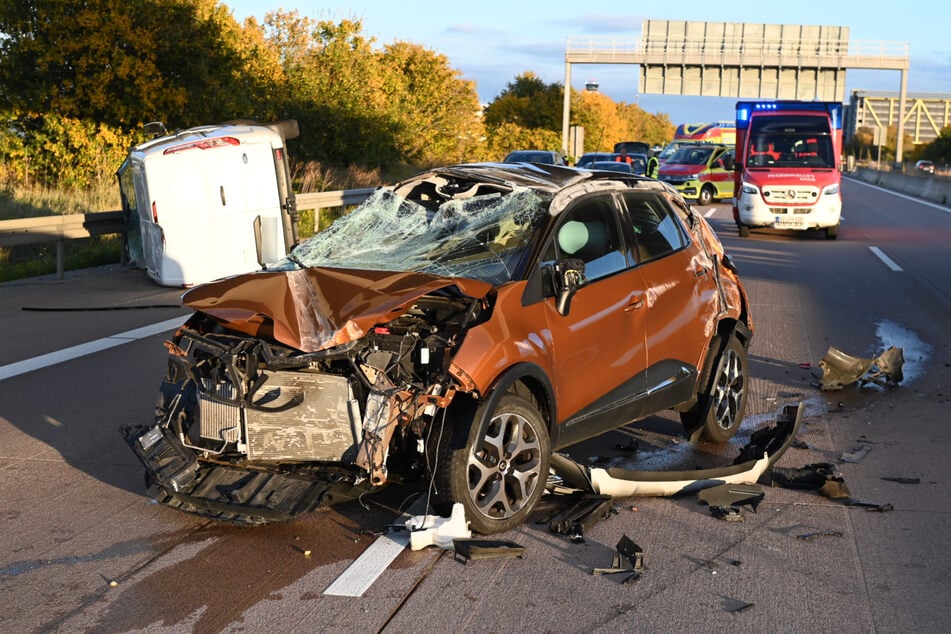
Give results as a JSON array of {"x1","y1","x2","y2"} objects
[
  {"x1": 619, "y1": 191, "x2": 721, "y2": 413},
  {"x1": 713, "y1": 149, "x2": 736, "y2": 198},
  {"x1": 540, "y1": 191, "x2": 650, "y2": 448},
  {"x1": 702, "y1": 148, "x2": 734, "y2": 199}
]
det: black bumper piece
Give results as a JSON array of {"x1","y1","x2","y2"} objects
[{"x1": 121, "y1": 424, "x2": 366, "y2": 525}]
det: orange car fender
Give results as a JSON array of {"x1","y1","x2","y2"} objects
[{"x1": 449, "y1": 283, "x2": 556, "y2": 398}]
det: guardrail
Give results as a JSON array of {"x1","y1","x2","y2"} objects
[{"x1": 0, "y1": 187, "x2": 376, "y2": 280}]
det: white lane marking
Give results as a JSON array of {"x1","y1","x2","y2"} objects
[
  {"x1": 869, "y1": 246, "x2": 903, "y2": 272},
  {"x1": 0, "y1": 316, "x2": 185, "y2": 381},
  {"x1": 845, "y1": 176, "x2": 951, "y2": 213},
  {"x1": 704, "y1": 207, "x2": 717, "y2": 218},
  {"x1": 323, "y1": 530, "x2": 411, "y2": 597},
  {"x1": 324, "y1": 497, "x2": 427, "y2": 597}
]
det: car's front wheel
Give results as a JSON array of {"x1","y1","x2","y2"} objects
[
  {"x1": 435, "y1": 393, "x2": 550, "y2": 534},
  {"x1": 681, "y1": 334, "x2": 749, "y2": 442},
  {"x1": 697, "y1": 184, "x2": 716, "y2": 206}
]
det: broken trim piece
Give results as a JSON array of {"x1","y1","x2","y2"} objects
[
  {"x1": 551, "y1": 403, "x2": 803, "y2": 498},
  {"x1": 818, "y1": 346, "x2": 904, "y2": 391}
]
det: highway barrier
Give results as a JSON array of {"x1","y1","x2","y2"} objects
[
  {"x1": 850, "y1": 167, "x2": 951, "y2": 206},
  {"x1": 0, "y1": 188, "x2": 375, "y2": 280}
]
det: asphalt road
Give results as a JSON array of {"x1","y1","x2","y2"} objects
[{"x1": 1, "y1": 177, "x2": 949, "y2": 633}]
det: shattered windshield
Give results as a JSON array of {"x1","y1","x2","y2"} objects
[{"x1": 285, "y1": 182, "x2": 549, "y2": 285}]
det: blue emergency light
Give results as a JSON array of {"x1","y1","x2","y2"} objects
[{"x1": 735, "y1": 101, "x2": 842, "y2": 129}]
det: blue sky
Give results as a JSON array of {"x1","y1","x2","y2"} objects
[{"x1": 227, "y1": 1, "x2": 949, "y2": 126}]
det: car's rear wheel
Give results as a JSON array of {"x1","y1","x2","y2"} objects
[
  {"x1": 738, "y1": 223, "x2": 751, "y2": 238},
  {"x1": 435, "y1": 394, "x2": 550, "y2": 534},
  {"x1": 825, "y1": 224, "x2": 839, "y2": 240},
  {"x1": 697, "y1": 184, "x2": 716, "y2": 206},
  {"x1": 681, "y1": 334, "x2": 749, "y2": 443}
]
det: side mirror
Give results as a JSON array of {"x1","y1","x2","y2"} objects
[{"x1": 545, "y1": 258, "x2": 587, "y2": 316}]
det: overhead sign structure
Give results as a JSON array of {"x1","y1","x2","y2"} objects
[{"x1": 562, "y1": 20, "x2": 910, "y2": 160}]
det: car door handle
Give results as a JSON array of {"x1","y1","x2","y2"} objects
[{"x1": 694, "y1": 267, "x2": 709, "y2": 278}]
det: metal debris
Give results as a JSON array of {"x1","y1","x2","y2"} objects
[
  {"x1": 452, "y1": 539, "x2": 525, "y2": 564},
  {"x1": 769, "y1": 463, "x2": 851, "y2": 499},
  {"x1": 844, "y1": 499, "x2": 894, "y2": 512},
  {"x1": 698, "y1": 483, "x2": 764, "y2": 521},
  {"x1": 592, "y1": 535, "x2": 644, "y2": 583},
  {"x1": 710, "y1": 506, "x2": 745, "y2": 522},
  {"x1": 797, "y1": 530, "x2": 844, "y2": 541},
  {"x1": 881, "y1": 477, "x2": 920, "y2": 484},
  {"x1": 818, "y1": 346, "x2": 904, "y2": 391},
  {"x1": 543, "y1": 493, "x2": 617, "y2": 542},
  {"x1": 841, "y1": 445, "x2": 871, "y2": 463},
  {"x1": 770, "y1": 462, "x2": 843, "y2": 489}
]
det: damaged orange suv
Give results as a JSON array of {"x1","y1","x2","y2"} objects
[{"x1": 123, "y1": 163, "x2": 753, "y2": 534}]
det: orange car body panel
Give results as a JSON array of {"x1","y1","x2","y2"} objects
[{"x1": 181, "y1": 267, "x2": 491, "y2": 353}]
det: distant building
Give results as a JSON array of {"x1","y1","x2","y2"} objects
[{"x1": 846, "y1": 90, "x2": 951, "y2": 146}]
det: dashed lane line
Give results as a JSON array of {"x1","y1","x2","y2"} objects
[
  {"x1": 869, "y1": 246, "x2": 903, "y2": 272},
  {"x1": 0, "y1": 316, "x2": 185, "y2": 381}
]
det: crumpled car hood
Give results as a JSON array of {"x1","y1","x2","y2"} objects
[{"x1": 182, "y1": 267, "x2": 492, "y2": 353}]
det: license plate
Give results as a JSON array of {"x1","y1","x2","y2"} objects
[{"x1": 774, "y1": 215, "x2": 804, "y2": 229}]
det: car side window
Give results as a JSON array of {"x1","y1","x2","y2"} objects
[
  {"x1": 544, "y1": 196, "x2": 627, "y2": 281},
  {"x1": 620, "y1": 193, "x2": 686, "y2": 263}
]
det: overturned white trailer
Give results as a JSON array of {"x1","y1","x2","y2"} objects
[{"x1": 117, "y1": 120, "x2": 299, "y2": 287}]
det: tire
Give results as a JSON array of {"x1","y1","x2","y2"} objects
[
  {"x1": 436, "y1": 394, "x2": 550, "y2": 534},
  {"x1": 680, "y1": 335, "x2": 749, "y2": 443},
  {"x1": 825, "y1": 224, "x2": 839, "y2": 240},
  {"x1": 697, "y1": 184, "x2": 715, "y2": 206},
  {"x1": 738, "y1": 224, "x2": 750, "y2": 238}
]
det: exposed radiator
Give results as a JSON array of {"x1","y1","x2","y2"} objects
[
  {"x1": 198, "y1": 380, "x2": 241, "y2": 444},
  {"x1": 246, "y1": 372, "x2": 359, "y2": 462}
]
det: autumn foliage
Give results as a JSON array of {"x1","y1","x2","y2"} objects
[{"x1": 0, "y1": 1, "x2": 672, "y2": 191}]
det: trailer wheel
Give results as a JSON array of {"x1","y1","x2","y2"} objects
[
  {"x1": 825, "y1": 224, "x2": 839, "y2": 240},
  {"x1": 738, "y1": 224, "x2": 751, "y2": 238}
]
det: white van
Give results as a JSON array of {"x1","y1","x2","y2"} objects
[{"x1": 117, "y1": 120, "x2": 299, "y2": 287}]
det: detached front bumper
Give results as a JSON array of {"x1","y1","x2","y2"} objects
[{"x1": 122, "y1": 423, "x2": 370, "y2": 525}]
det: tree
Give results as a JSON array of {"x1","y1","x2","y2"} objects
[
  {"x1": 483, "y1": 73, "x2": 563, "y2": 131},
  {"x1": 483, "y1": 73, "x2": 675, "y2": 159},
  {"x1": 483, "y1": 122, "x2": 561, "y2": 161},
  {"x1": 921, "y1": 126, "x2": 951, "y2": 165},
  {"x1": 572, "y1": 90, "x2": 629, "y2": 152},
  {"x1": 0, "y1": 0, "x2": 281, "y2": 129},
  {"x1": 260, "y1": 12, "x2": 485, "y2": 170},
  {"x1": 377, "y1": 41, "x2": 483, "y2": 166}
]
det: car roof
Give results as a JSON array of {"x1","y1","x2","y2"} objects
[{"x1": 398, "y1": 162, "x2": 664, "y2": 195}]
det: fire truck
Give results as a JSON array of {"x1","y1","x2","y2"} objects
[{"x1": 733, "y1": 101, "x2": 843, "y2": 240}]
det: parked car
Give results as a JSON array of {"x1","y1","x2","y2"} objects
[
  {"x1": 575, "y1": 151, "x2": 615, "y2": 168},
  {"x1": 122, "y1": 163, "x2": 753, "y2": 534},
  {"x1": 503, "y1": 149, "x2": 567, "y2": 165},
  {"x1": 613, "y1": 141, "x2": 652, "y2": 156},
  {"x1": 656, "y1": 140, "x2": 701, "y2": 165},
  {"x1": 587, "y1": 156, "x2": 647, "y2": 176},
  {"x1": 916, "y1": 160, "x2": 935, "y2": 174},
  {"x1": 658, "y1": 144, "x2": 735, "y2": 205}
]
